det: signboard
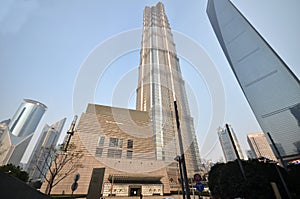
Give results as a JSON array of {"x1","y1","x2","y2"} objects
[
  {"x1": 195, "y1": 182, "x2": 204, "y2": 192},
  {"x1": 74, "y1": 173, "x2": 80, "y2": 181},
  {"x1": 71, "y1": 173, "x2": 80, "y2": 192},
  {"x1": 71, "y1": 182, "x2": 78, "y2": 192},
  {"x1": 194, "y1": 173, "x2": 202, "y2": 182},
  {"x1": 288, "y1": 159, "x2": 300, "y2": 166}
]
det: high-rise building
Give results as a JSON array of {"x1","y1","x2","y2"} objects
[
  {"x1": 8, "y1": 99, "x2": 47, "y2": 137},
  {"x1": 26, "y1": 118, "x2": 66, "y2": 181},
  {"x1": 41, "y1": 3, "x2": 201, "y2": 196},
  {"x1": 0, "y1": 131, "x2": 33, "y2": 166},
  {"x1": 247, "y1": 132, "x2": 277, "y2": 161},
  {"x1": 0, "y1": 99, "x2": 47, "y2": 166},
  {"x1": 246, "y1": 149, "x2": 256, "y2": 159},
  {"x1": 207, "y1": 0, "x2": 300, "y2": 161},
  {"x1": 136, "y1": 2, "x2": 201, "y2": 174},
  {"x1": 217, "y1": 125, "x2": 244, "y2": 162}
]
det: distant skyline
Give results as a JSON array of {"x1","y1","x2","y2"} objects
[{"x1": 0, "y1": 0, "x2": 299, "y2": 162}]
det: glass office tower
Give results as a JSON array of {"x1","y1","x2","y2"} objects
[
  {"x1": 26, "y1": 118, "x2": 66, "y2": 181},
  {"x1": 207, "y1": 0, "x2": 300, "y2": 159},
  {"x1": 8, "y1": 99, "x2": 47, "y2": 137},
  {"x1": 217, "y1": 125, "x2": 244, "y2": 162},
  {"x1": 0, "y1": 99, "x2": 47, "y2": 166},
  {"x1": 136, "y1": 2, "x2": 201, "y2": 173}
]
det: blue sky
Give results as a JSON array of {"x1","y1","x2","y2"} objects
[{"x1": 0, "y1": 0, "x2": 299, "y2": 162}]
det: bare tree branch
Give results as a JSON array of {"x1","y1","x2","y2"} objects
[{"x1": 32, "y1": 144, "x2": 83, "y2": 195}]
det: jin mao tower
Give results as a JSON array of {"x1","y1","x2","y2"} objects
[{"x1": 136, "y1": 2, "x2": 201, "y2": 173}]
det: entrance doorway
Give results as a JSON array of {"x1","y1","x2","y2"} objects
[{"x1": 129, "y1": 185, "x2": 142, "y2": 196}]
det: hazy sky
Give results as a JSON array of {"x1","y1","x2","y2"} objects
[{"x1": 0, "y1": 0, "x2": 299, "y2": 162}]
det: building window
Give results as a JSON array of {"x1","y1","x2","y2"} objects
[
  {"x1": 127, "y1": 150, "x2": 133, "y2": 159},
  {"x1": 107, "y1": 149, "x2": 122, "y2": 159},
  {"x1": 127, "y1": 140, "x2": 133, "y2": 149},
  {"x1": 95, "y1": 148, "x2": 103, "y2": 157},
  {"x1": 98, "y1": 136, "x2": 105, "y2": 147},
  {"x1": 109, "y1": 138, "x2": 123, "y2": 148}
]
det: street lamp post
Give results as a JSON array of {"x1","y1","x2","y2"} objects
[
  {"x1": 271, "y1": 160, "x2": 291, "y2": 199},
  {"x1": 267, "y1": 132, "x2": 287, "y2": 171},
  {"x1": 175, "y1": 155, "x2": 185, "y2": 199},
  {"x1": 225, "y1": 124, "x2": 247, "y2": 181},
  {"x1": 258, "y1": 157, "x2": 291, "y2": 199},
  {"x1": 174, "y1": 101, "x2": 191, "y2": 199},
  {"x1": 64, "y1": 115, "x2": 78, "y2": 151}
]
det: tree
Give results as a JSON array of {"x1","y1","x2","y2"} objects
[
  {"x1": 0, "y1": 142, "x2": 5, "y2": 156},
  {"x1": 0, "y1": 135, "x2": 9, "y2": 156},
  {"x1": 287, "y1": 164, "x2": 300, "y2": 197},
  {"x1": 35, "y1": 144, "x2": 83, "y2": 195},
  {"x1": 0, "y1": 163, "x2": 29, "y2": 182},
  {"x1": 208, "y1": 159, "x2": 289, "y2": 198}
]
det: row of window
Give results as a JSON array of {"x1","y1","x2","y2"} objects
[
  {"x1": 96, "y1": 136, "x2": 134, "y2": 159},
  {"x1": 98, "y1": 137, "x2": 133, "y2": 149},
  {"x1": 95, "y1": 148, "x2": 133, "y2": 159}
]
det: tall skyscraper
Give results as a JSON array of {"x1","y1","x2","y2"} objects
[
  {"x1": 247, "y1": 132, "x2": 277, "y2": 161},
  {"x1": 8, "y1": 99, "x2": 47, "y2": 137},
  {"x1": 41, "y1": 3, "x2": 201, "y2": 196},
  {"x1": 207, "y1": 0, "x2": 300, "y2": 161},
  {"x1": 26, "y1": 118, "x2": 66, "y2": 181},
  {"x1": 217, "y1": 125, "x2": 244, "y2": 162},
  {"x1": 0, "y1": 99, "x2": 47, "y2": 166},
  {"x1": 136, "y1": 2, "x2": 201, "y2": 173}
]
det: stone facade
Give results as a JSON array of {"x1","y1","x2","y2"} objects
[{"x1": 41, "y1": 104, "x2": 179, "y2": 197}]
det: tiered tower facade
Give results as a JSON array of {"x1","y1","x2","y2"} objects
[{"x1": 136, "y1": 2, "x2": 201, "y2": 174}]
